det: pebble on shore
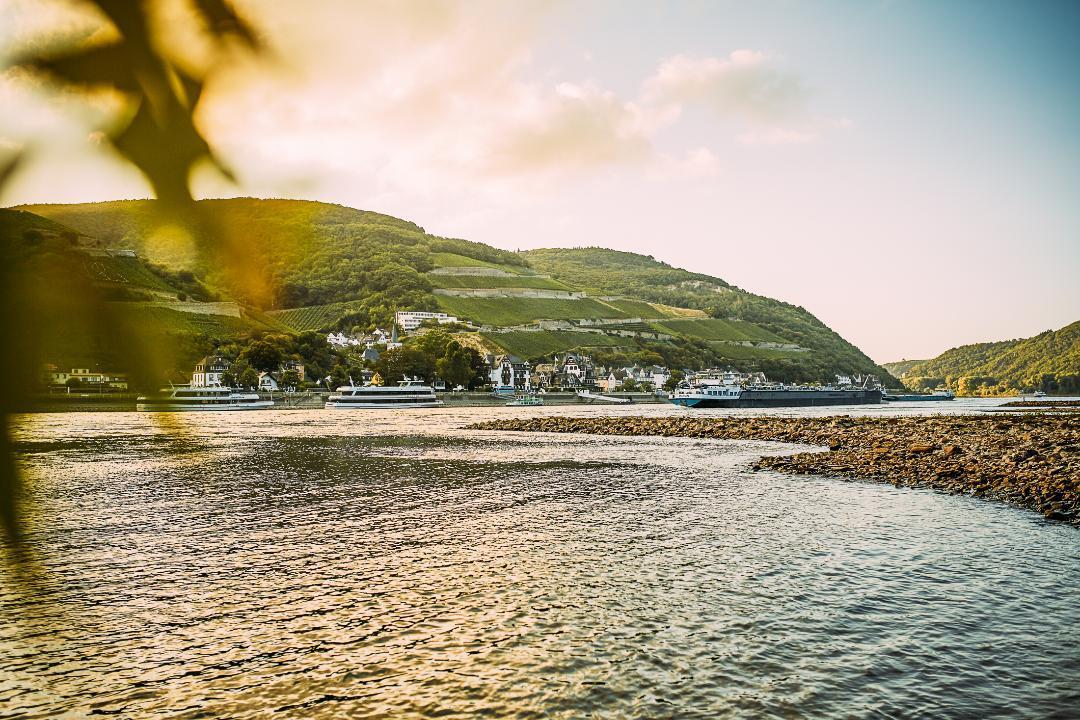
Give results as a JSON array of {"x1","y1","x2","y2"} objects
[{"x1": 467, "y1": 415, "x2": 1080, "y2": 525}]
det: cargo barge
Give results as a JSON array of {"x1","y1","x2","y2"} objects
[
  {"x1": 882, "y1": 390, "x2": 955, "y2": 401},
  {"x1": 669, "y1": 384, "x2": 882, "y2": 408}
]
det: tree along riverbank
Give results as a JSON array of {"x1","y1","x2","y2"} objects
[
  {"x1": 1001, "y1": 400, "x2": 1080, "y2": 408},
  {"x1": 467, "y1": 415, "x2": 1079, "y2": 525}
]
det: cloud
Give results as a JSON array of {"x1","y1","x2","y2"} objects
[
  {"x1": 647, "y1": 146, "x2": 721, "y2": 180},
  {"x1": 487, "y1": 82, "x2": 652, "y2": 174},
  {"x1": 738, "y1": 128, "x2": 818, "y2": 146},
  {"x1": 2, "y1": 1, "x2": 844, "y2": 217},
  {"x1": 642, "y1": 50, "x2": 807, "y2": 121}
]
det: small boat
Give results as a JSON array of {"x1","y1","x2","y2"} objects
[
  {"x1": 1034, "y1": 390, "x2": 1047, "y2": 398},
  {"x1": 576, "y1": 390, "x2": 631, "y2": 404},
  {"x1": 136, "y1": 385, "x2": 274, "y2": 411},
  {"x1": 325, "y1": 378, "x2": 443, "y2": 409},
  {"x1": 506, "y1": 394, "x2": 543, "y2": 406}
]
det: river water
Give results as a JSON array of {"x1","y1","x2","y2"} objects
[{"x1": 3, "y1": 401, "x2": 1078, "y2": 718}]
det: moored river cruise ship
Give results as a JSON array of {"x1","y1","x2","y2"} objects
[
  {"x1": 325, "y1": 379, "x2": 443, "y2": 409},
  {"x1": 136, "y1": 386, "x2": 274, "y2": 411}
]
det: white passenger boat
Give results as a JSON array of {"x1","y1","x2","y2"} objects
[
  {"x1": 136, "y1": 385, "x2": 274, "y2": 411},
  {"x1": 325, "y1": 378, "x2": 443, "y2": 409}
]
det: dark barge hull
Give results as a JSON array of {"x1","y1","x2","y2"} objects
[
  {"x1": 672, "y1": 389, "x2": 882, "y2": 408},
  {"x1": 883, "y1": 395, "x2": 954, "y2": 401}
]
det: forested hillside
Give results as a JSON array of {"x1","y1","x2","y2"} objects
[
  {"x1": 21, "y1": 199, "x2": 524, "y2": 323},
  {"x1": 13, "y1": 199, "x2": 896, "y2": 383},
  {"x1": 881, "y1": 359, "x2": 925, "y2": 378},
  {"x1": 1, "y1": 207, "x2": 289, "y2": 382},
  {"x1": 893, "y1": 322, "x2": 1080, "y2": 395}
]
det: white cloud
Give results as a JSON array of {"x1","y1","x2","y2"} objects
[
  {"x1": 738, "y1": 128, "x2": 818, "y2": 146},
  {"x1": 647, "y1": 146, "x2": 721, "y2": 180},
  {"x1": 487, "y1": 82, "x2": 653, "y2": 174},
  {"x1": 642, "y1": 50, "x2": 807, "y2": 121},
  {"x1": 1, "y1": 1, "x2": 845, "y2": 215}
]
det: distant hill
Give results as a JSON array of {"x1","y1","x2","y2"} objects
[
  {"x1": 12, "y1": 199, "x2": 895, "y2": 383},
  {"x1": 888, "y1": 322, "x2": 1080, "y2": 395},
  {"x1": 881, "y1": 359, "x2": 926, "y2": 379}
]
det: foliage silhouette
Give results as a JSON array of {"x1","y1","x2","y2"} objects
[{"x1": 0, "y1": 0, "x2": 260, "y2": 544}]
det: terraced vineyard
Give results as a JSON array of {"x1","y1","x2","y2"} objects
[
  {"x1": 428, "y1": 274, "x2": 571, "y2": 290},
  {"x1": 83, "y1": 255, "x2": 176, "y2": 293},
  {"x1": 596, "y1": 299, "x2": 677, "y2": 319},
  {"x1": 708, "y1": 342, "x2": 806, "y2": 361},
  {"x1": 123, "y1": 305, "x2": 289, "y2": 335},
  {"x1": 651, "y1": 318, "x2": 788, "y2": 343},
  {"x1": 482, "y1": 330, "x2": 631, "y2": 359},
  {"x1": 432, "y1": 252, "x2": 533, "y2": 274},
  {"x1": 589, "y1": 321, "x2": 664, "y2": 334},
  {"x1": 268, "y1": 301, "x2": 368, "y2": 332},
  {"x1": 435, "y1": 296, "x2": 631, "y2": 327}
]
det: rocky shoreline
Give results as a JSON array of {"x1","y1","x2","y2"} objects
[{"x1": 468, "y1": 415, "x2": 1079, "y2": 525}]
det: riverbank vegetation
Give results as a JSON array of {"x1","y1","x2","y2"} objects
[{"x1": 887, "y1": 321, "x2": 1079, "y2": 395}]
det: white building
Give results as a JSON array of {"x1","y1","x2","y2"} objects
[
  {"x1": 44, "y1": 365, "x2": 128, "y2": 389},
  {"x1": 489, "y1": 355, "x2": 532, "y2": 392},
  {"x1": 646, "y1": 365, "x2": 671, "y2": 390},
  {"x1": 192, "y1": 355, "x2": 230, "y2": 387},
  {"x1": 327, "y1": 332, "x2": 362, "y2": 348},
  {"x1": 395, "y1": 311, "x2": 458, "y2": 332}
]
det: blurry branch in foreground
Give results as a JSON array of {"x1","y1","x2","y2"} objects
[{"x1": 0, "y1": 0, "x2": 261, "y2": 546}]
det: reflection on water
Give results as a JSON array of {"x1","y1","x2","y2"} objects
[{"x1": 3, "y1": 403, "x2": 1079, "y2": 718}]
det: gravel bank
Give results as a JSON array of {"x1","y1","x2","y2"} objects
[{"x1": 468, "y1": 415, "x2": 1079, "y2": 524}]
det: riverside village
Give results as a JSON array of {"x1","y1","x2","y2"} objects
[{"x1": 40, "y1": 310, "x2": 893, "y2": 411}]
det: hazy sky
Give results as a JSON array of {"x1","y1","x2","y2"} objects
[{"x1": 2, "y1": 0, "x2": 1078, "y2": 361}]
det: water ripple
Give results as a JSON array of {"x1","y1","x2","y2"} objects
[{"x1": 2, "y1": 406, "x2": 1078, "y2": 718}]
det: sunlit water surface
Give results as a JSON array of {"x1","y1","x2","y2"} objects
[{"x1": 2, "y1": 401, "x2": 1078, "y2": 718}]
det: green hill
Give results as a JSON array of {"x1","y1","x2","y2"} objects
[
  {"x1": 11, "y1": 199, "x2": 895, "y2": 382},
  {"x1": 889, "y1": 322, "x2": 1080, "y2": 395},
  {"x1": 881, "y1": 359, "x2": 926, "y2": 379},
  {"x1": 523, "y1": 247, "x2": 895, "y2": 381},
  {"x1": 0, "y1": 207, "x2": 287, "y2": 379}
]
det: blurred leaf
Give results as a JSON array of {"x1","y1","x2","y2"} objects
[
  {"x1": 16, "y1": 41, "x2": 138, "y2": 92},
  {"x1": 0, "y1": 0, "x2": 261, "y2": 551},
  {"x1": 0, "y1": 150, "x2": 24, "y2": 189},
  {"x1": 0, "y1": 422, "x2": 17, "y2": 545},
  {"x1": 175, "y1": 67, "x2": 204, "y2": 108},
  {"x1": 92, "y1": 0, "x2": 154, "y2": 51},
  {"x1": 192, "y1": 0, "x2": 261, "y2": 48},
  {"x1": 113, "y1": 97, "x2": 209, "y2": 205}
]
